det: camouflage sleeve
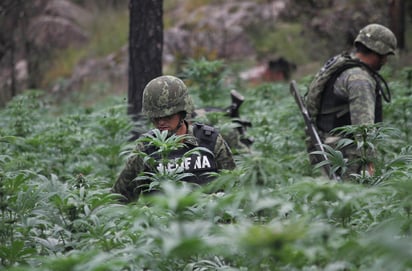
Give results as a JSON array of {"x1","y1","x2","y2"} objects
[
  {"x1": 339, "y1": 68, "x2": 376, "y2": 125},
  {"x1": 220, "y1": 127, "x2": 250, "y2": 154},
  {"x1": 213, "y1": 133, "x2": 236, "y2": 170},
  {"x1": 111, "y1": 145, "x2": 146, "y2": 203}
]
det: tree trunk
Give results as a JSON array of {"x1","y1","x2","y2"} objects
[
  {"x1": 128, "y1": 0, "x2": 163, "y2": 120},
  {"x1": 388, "y1": 0, "x2": 405, "y2": 50}
]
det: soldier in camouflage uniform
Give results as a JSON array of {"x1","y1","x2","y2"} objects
[
  {"x1": 112, "y1": 75, "x2": 236, "y2": 202},
  {"x1": 307, "y1": 24, "x2": 397, "y2": 179}
]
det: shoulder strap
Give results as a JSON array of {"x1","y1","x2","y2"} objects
[
  {"x1": 354, "y1": 61, "x2": 391, "y2": 103},
  {"x1": 324, "y1": 60, "x2": 364, "y2": 93},
  {"x1": 193, "y1": 123, "x2": 218, "y2": 152},
  {"x1": 326, "y1": 53, "x2": 391, "y2": 103}
]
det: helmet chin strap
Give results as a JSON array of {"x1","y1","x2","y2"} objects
[{"x1": 168, "y1": 117, "x2": 185, "y2": 136}]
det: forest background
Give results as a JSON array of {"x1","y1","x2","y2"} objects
[{"x1": 1, "y1": 0, "x2": 411, "y2": 107}]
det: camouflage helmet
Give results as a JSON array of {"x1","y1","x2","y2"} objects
[
  {"x1": 354, "y1": 24, "x2": 397, "y2": 55},
  {"x1": 142, "y1": 75, "x2": 195, "y2": 118}
]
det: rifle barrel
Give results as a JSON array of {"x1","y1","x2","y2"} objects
[{"x1": 289, "y1": 80, "x2": 339, "y2": 181}]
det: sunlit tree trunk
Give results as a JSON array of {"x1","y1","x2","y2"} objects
[{"x1": 128, "y1": 0, "x2": 163, "y2": 120}]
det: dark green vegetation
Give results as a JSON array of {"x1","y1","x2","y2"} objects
[{"x1": 1, "y1": 59, "x2": 412, "y2": 270}]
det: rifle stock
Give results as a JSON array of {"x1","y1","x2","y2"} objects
[
  {"x1": 228, "y1": 89, "x2": 244, "y2": 118},
  {"x1": 289, "y1": 80, "x2": 339, "y2": 181}
]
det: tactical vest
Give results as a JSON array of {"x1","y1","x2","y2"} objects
[
  {"x1": 143, "y1": 123, "x2": 219, "y2": 185},
  {"x1": 309, "y1": 53, "x2": 390, "y2": 133}
]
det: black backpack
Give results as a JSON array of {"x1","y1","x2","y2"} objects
[{"x1": 192, "y1": 122, "x2": 218, "y2": 152}]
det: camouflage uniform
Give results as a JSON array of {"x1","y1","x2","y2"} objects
[
  {"x1": 112, "y1": 75, "x2": 235, "y2": 202},
  {"x1": 333, "y1": 66, "x2": 377, "y2": 125},
  {"x1": 307, "y1": 24, "x2": 397, "y2": 179},
  {"x1": 323, "y1": 65, "x2": 378, "y2": 179}
]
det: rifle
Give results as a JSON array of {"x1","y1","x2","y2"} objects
[
  {"x1": 226, "y1": 89, "x2": 254, "y2": 146},
  {"x1": 227, "y1": 89, "x2": 244, "y2": 119},
  {"x1": 289, "y1": 80, "x2": 338, "y2": 181}
]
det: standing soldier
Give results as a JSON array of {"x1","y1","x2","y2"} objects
[
  {"x1": 112, "y1": 75, "x2": 236, "y2": 202},
  {"x1": 305, "y1": 24, "x2": 397, "y2": 179}
]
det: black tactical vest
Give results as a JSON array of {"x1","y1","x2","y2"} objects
[
  {"x1": 143, "y1": 123, "x2": 219, "y2": 185},
  {"x1": 316, "y1": 63, "x2": 385, "y2": 133}
]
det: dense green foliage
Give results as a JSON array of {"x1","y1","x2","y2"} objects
[{"x1": 1, "y1": 60, "x2": 412, "y2": 270}]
